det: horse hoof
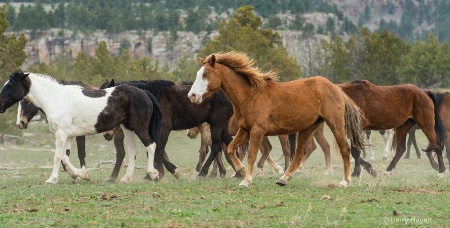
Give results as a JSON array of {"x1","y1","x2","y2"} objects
[
  {"x1": 45, "y1": 177, "x2": 58, "y2": 184},
  {"x1": 239, "y1": 180, "x2": 250, "y2": 188},
  {"x1": 190, "y1": 171, "x2": 199, "y2": 180},
  {"x1": 173, "y1": 169, "x2": 181, "y2": 179},
  {"x1": 404, "y1": 156, "x2": 410, "y2": 159},
  {"x1": 84, "y1": 172, "x2": 90, "y2": 181},
  {"x1": 276, "y1": 179, "x2": 287, "y2": 186},
  {"x1": 383, "y1": 171, "x2": 392, "y2": 177},
  {"x1": 369, "y1": 169, "x2": 377, "y2": 177},
  {"x1": 437, "y1": 172, "x2": 445, "y2": 178},
  {"x1": 106, "y1": 177, "x2": 116, "y2": 183},
  {"x1": 324, "y1": 169, "x2": 333, "y2": 176},
  {"x1": 338, "y1": 180, "x2": 349, "y2": 187},
  {"x1": 143, "y1": 174, "x2": 152, "y2": 180},
  {"x1": 351, "y1": 172, "x2": 360, "y2": 178},
  {"x1": 148, "y1": 172, "x2": 159, "y2": 181}
]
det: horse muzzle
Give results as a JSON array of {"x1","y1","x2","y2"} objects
[
  {"x1": 103, "y1": 133, "x2": 114, "y2": 141},
  {"x1": 188, "y1": 93, "x2": 203, "y2": 104},
  {"x1": 17, "y1": 122, "x2": 27, "y2": 129}
]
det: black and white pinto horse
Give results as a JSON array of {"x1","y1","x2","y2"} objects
[{"x1": 0, "y1": 71, "x2": 162, "y2": 184}]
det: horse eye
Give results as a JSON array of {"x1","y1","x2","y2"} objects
[{"x1": 203, "y1": 73, "x2": 208, "y2": 77}]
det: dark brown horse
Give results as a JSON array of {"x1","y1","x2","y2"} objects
[
  {"x1": 188, "y1": 51, "x2": 365, "y2": 187},
  {"x1": 186, "y1": 122, "x2": 226, "y2": 178},
  {"x1": 100, "y1": 80, "x2": 234, "y2": 179},
  {"x1": 338, "y1": 80, "x2": 447, "y2": 177}
]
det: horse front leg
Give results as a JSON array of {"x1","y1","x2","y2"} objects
[
  {"x1": 227, "y1": 128, "x2": 250, "y2": 178},
  {"x1": 110, "y1": 127, "x2": 125, "y2": 180},
  {"x1": 75, "y1": 135, "x2": 87, "y2": 168},
  {"x1": 198, "y1": 125, "x2": 225, "y2": 177},
  {"x1": 239, "y1": 128, "x2": 265, "y2": 188},
  {"x1": 46, "y1": 132, "x2": 89, "y2": 184}
]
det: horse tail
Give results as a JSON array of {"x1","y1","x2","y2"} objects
[
  {"x1": 339, "y1": 89, "x2": 365, "y2": 151},
  {"x1": 145, "y1": 91, "x2": 164, "y2": 173},
  {"x1": 424, "y1": 91, "x2": 447, "y2": 152}
]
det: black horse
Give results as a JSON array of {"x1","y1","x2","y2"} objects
[{"x1": 100, "y1": 79, "x2": 234, "y2": 178}]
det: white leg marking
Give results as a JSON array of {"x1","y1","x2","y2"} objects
[
  {"x1": 120, "y1": 127, "x2": 137, "y2": 183},
  {"x1": 338, "y1": 178, "x2": 349, "y2": 187},
  {"x1": 146, "y1": 143, "x2": 159, "y2": 181}
]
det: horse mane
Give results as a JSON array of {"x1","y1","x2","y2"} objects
[
  {"x1": 115, "y1": 80, "x2": 176, "y2": 98},
  {"x1": 205, "y1": 51, "x2": 278, "y2": 89}
]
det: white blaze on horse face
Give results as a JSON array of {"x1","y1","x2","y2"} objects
[
  {"x1": 188, "y1": 66, "x2": 208, "y2": 104},
  {"x1": 16, "y1": 102, "x2": 22, "y2": 127}
]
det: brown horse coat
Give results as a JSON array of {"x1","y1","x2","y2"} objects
[{"x1": 188, "y1": 51, "x2": 364, "y2": 187}]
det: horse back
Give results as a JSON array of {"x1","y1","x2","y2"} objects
[
  {"x1": 162, "y1": 85, "x2": 233, "y2": 130},
  {"x1": 338, "y1": 81, "x2": 434, "y2": 129},
  {"x1": 244, "y1": 76, "x2": 345, "y2": 135}
]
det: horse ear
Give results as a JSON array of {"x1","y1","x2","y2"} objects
[
  {"x1": 199, "y1": 57, "x2": 205, "y2": 65},
  {"x1": 18, "y1": 72, "x2": 29, "y2": 80},
  {"x1": 210, "y1": 55, "x2": 216, "y2": 67},
  {"x1": 110, "y1": 79, "x2": 115, "y2": 86}
]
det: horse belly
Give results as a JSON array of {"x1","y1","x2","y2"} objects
[{"x1": 265, "y1": 115, "x2": 319, "y2": 136}]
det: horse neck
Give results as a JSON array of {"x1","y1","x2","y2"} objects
[
  {"x1": 26, "y1": 74, "x2": 64, "y2": 113},
  {"x1": 217, "y1": 64, "x2": 252, "y2": 111}
]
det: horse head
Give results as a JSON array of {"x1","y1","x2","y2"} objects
[
  {"x1": 186, "y1": 126, "x2": 200, "y2": 139},
  {"x1": 188, "y1": 55, "x2": 219, "y2": 104},
  {"x1": 99, "y1": 79, "x2": 115, "y2": 89},
  {"x1": 0, "y1": 71, "x2": 30, "y2": 113},
  {"x1": 103, "y1": 125, "x2": 121, "y2": 141},
  {"x1": 17, "y1": 98, "x2": 40, "y2": 129}
]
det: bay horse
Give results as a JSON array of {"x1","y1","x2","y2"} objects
[
  {"x1": 100, "y1": 79, "x2": 234, "y2": 179},
  {"x1": 188, "y1": 51, "x2": 365, "y2": 187},
  {"x1": 337, "y1": 80, "x2": 447, "y2": 177},
  {"x1": 0, "y1": 71, "x2": 162, "y2": 184}
]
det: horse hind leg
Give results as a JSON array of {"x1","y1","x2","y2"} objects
[
  {"x1": 384, "y1": 123, "x2": 413, "y2": 176},
  {"x1": 277, "y1": 125, "x2": 317, "y2": 187}
]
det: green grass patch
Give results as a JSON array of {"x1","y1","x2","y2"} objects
[{"x1": 0, "y1": 123, "x2": 448, "y2": 227}]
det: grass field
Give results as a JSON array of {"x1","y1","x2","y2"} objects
[{"x1": 0, "y1": 122, "x2": 449, "y2": 227}]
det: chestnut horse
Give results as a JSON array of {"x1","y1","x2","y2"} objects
[
  {"x1": 338, "y1": 80, "x2": 447, "y2": 177},
  {"x1": 188, "y1": 51, "x2": 364, "y2": 187}
]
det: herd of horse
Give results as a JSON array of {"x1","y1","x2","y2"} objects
[{"x1": 0, "y1": 51, "x2": 449, "y2": 187}]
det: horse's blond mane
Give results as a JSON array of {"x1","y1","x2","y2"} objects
[{"x1": 205, "y1": 51, "x2": 278, "y2": 89}]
